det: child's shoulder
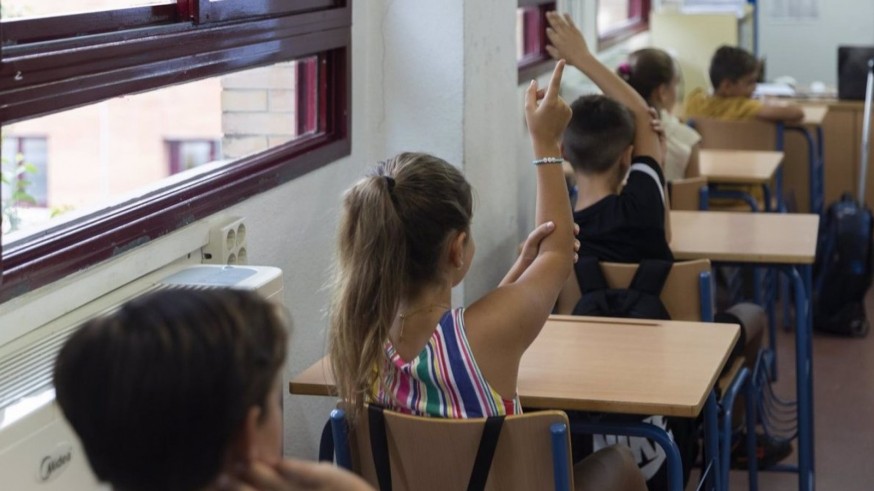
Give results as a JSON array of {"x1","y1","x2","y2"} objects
[{"x1": 685, "y1": 88, "x2": 761, "y2": 120}]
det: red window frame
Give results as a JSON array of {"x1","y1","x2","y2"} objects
[
  {"x1": 597, "y1": 0, "x2": 651, "y2": 51},
  {"x1": 517, "y1": 1, "x2": 556, "y2": 83},
  {"x1": 0, "y1": 1, "x2": 351, "y2": 302}
]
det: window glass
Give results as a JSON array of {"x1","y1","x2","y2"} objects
[
  {"x1": 516, "y1": 7, "x2": 546, "y2": 64},
  {"x1": 1, "y1": 56, "x2": 319, "y2": 243},
  {"x1": 598, "y1": 0, "x2": 633, "y2": 36},
  {"x1": 0, "y1": 0, "x2": 172, "y2": 20}
]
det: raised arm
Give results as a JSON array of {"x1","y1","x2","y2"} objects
[
  {"x1": 545, "y1": 12, "x2": 663, "y2": 163},
  {"x1": 465, "y1": 61, "x2": 574, "y2": 354}
]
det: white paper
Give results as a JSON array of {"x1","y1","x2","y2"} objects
[{"x1": 768, "y1": 0, "x2": 819, "y2": 21}]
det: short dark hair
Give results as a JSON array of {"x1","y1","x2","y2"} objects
[
  {"x1": 562, "y1": 95, "x2": 635, "y2": 175},
  {"x1": 54, "y1": 289, "x2": 288, "y2": 491},
  {"x1": 709, "y1": 45, "x2": 759, "y2": 88}
]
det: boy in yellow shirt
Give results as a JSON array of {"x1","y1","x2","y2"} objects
[{"x1": 685, "y1": 46, "x2": 804, "y2": 123}]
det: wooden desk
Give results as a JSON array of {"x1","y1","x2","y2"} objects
[
  {"x1": 669, "y1": 210, "x2": 819, "y2": 491},
  {"x1": 670, "y1": 210, "x2": 818, "y2": 264},
  {"x1": 289, "y1": 316, "x2": 740, "y2": 417},
  {"x1": 290, "y1": 357, "x2": 335, "y2": 397},
  {"x1": 516, "y1": 316, "x2": 739, "y2": 418},
  {"x1": 801, "y1": 105, "x2": 828, "y2": 126},
  {"x1": 698, "y1": 149, "x2": 783, "y2": 185},
  {"x1": 290, "y1": 317, "x2": 738, "y2": 491}
]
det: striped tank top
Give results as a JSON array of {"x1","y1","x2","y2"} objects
[{"x1": 371, "y1": 308, "x2": 522, "y2": 418}]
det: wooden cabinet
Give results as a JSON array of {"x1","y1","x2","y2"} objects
[{"x1": 780, "y1": 100, "x2": 874, "y2": 211}]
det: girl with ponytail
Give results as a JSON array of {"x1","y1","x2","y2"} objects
[
  {"x1": 618, "y1": 48, "x2": 703, "y2": 181},
  {"x1": 329, "y1": 61, "x2": 577, "y2": 421}
]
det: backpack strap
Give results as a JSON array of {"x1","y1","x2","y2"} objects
[
  {"x1": 627, "y1": 259, "x2": 673, "y2": 296},
  {"x1": 466, "y1": 416, "x2": 506, "y2": 491},
  {"x1": 368, "y1": 405, "x2": 393, "y2": 491},
  {"x1": 576, "y1": 256, "x2": 609, "y2": 294}
]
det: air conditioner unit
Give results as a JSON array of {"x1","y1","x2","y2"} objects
[{"x1": 0, "y1": 264, "x2": 284, "y2": 490}]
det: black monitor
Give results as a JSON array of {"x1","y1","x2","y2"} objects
[{"x1": 838, "y1": 46, "x2": 874, "y2": 101}]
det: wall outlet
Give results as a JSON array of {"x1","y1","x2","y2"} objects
[{"x1": 202, "y1": 216, "x2": 248, "y2": 265}]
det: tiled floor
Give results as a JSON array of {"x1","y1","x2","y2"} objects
[{"x1": 722, "y1": 291, "x2": 874, "y2": 490}]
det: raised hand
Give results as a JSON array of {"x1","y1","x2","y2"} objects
[
  {"x1": 524, "y1": 59, "x2": 572, "y2": 156},
  {"x1": 545, "y1": 12, "x2": 591, "y2": 67}
]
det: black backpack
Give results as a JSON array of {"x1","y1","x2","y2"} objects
[
  {"x1": 569, "y1": 257, "x2": 699, "y2": 491},
  {"x1": 572, "y1": 257, "x2": 672, "y2": 319},
  {"x1": 813, "y1": 193, "x2": 873, "y2": 337}
]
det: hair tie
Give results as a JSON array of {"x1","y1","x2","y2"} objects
[
  {"x1": 383, "y1": 175, "x2": 396, "y2": 193},
  {"x1": 618, "y1": 62, "x2": 632, "y2": 78}
]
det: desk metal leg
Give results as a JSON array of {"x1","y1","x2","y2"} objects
[
  {"x1": 705, "y1": 391, "x2": 720, "y2": 491},
  {"x1": 745, "y1": 372, "x2": 760, "y2": 491},
  {"x1": 780, "y1": 265, "x2": 815, "y2": 491},
  {"x1": 719, "y1": 370, "x2": 749, "y2": 491}
]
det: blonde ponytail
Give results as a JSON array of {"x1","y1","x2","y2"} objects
[{"x1": 329, "y1": 153, "x2": 472, "y2": 420}]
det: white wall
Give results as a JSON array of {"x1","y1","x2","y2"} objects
[{"x1": 757, "y1": 0, "x2": 874, "y2": 86}]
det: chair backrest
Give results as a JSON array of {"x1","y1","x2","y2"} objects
[
  {"x1": 599, "y1": 259, "x2": 713, "y2": 321},
  {"x1": 343, "y1": 408, "x2": 572, "y2": 491},
  {"x1": 669, "y1": 176, "x2": 708, "y2": 210},
  {"x1": 690, "y1": 117, "x2": 778, "y2": 151}
]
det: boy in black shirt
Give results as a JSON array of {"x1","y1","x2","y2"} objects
[
  {"x1": 545, "y1": 12, "x2": 671, "y2": 315},
  {"x1": 545, "y1": 10, "x2": 784, "y2": 476}
]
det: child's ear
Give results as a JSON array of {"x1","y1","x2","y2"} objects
[{"x1": 450, "y1": 230, "x2": 468, "y2": 269}]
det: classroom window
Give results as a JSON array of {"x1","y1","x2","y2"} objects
[
  {"x1": 1, "y1": 137, "x2": 49, "y2": 235},
  {"x1": 166, "y1": 140, "x2": 221, "y2": 176},
  {"x1": 597, "y1": 0, "x2": 651, "y2": 50},
  {"x1": 0, "y1": 0, "x2": 172, "y2": 20},
  {"x1": 0, "y1": 2, "x2": 350, "y2": 302},
  {"x1": 517, "y1": 1, "x2": 556, "y2": 83}
]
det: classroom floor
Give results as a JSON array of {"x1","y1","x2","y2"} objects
[{"x1": 718, "y1": 289, "x2": 874, "y2": 491}]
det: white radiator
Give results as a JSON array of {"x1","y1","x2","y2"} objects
[{"x1": 0, "y1": 265, "x2": 284, "y2": 490}]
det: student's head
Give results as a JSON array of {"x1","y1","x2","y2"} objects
[
  {"x1": 54, "y1": 289, "x2": 288, "y2": 491},
  {"x1": 710, "y1": 45, "x2": 760, "y2": 98},
  {"x1": 562, "y1": 95, "x2": 635, "y2": 186},
  {"x1": 617, "y1": 48, "x2": 679, "y2": 110},
  {"x1": 329, "y1": 152, "x2": 473, "y2": 416}
]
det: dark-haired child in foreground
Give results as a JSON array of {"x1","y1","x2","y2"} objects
[{"x1": 54, "y1": 289, "x2": 372, "y2": 491}]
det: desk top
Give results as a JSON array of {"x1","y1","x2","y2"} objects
[
  {"x1": 289, "y1": 316, "x2": 739, "y2": 418},
  {"x1": 698, "y1": 149, "x2": 783, "y2": 184},
  {"x1": 800, "y1": 105, "x2": 828, "y2": 126},
  {"x1": 670, "y1": 210, "x2": 819, "y2": 264},
  {"x1": 517, "y1": 316, "x2": 739, "y2": 417}
]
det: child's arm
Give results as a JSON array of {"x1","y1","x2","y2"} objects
[
  {"x1": 465, "y1": 61, "x2": 574, "y2": 355},
  {"x1": 545, "y1": 12, "x2": 662, "y2": 164},
  {"x1": 756, "y1": 100, "x2": 805, "y2": 123},
  {"x1": 500, "y1": 222, "x2": 580, "y2": 287}
]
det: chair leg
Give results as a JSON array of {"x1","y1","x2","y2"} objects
[
  {"x1": 330, "y1": 409, "x2": 352, "y2": 470},
  {"x1": 551, "y1": 423, "x2": 572, "y2": 491}
]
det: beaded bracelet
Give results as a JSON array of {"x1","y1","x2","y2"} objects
[{"x1": 533, "y1": 157, "x2": 564, "y2": 166}]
